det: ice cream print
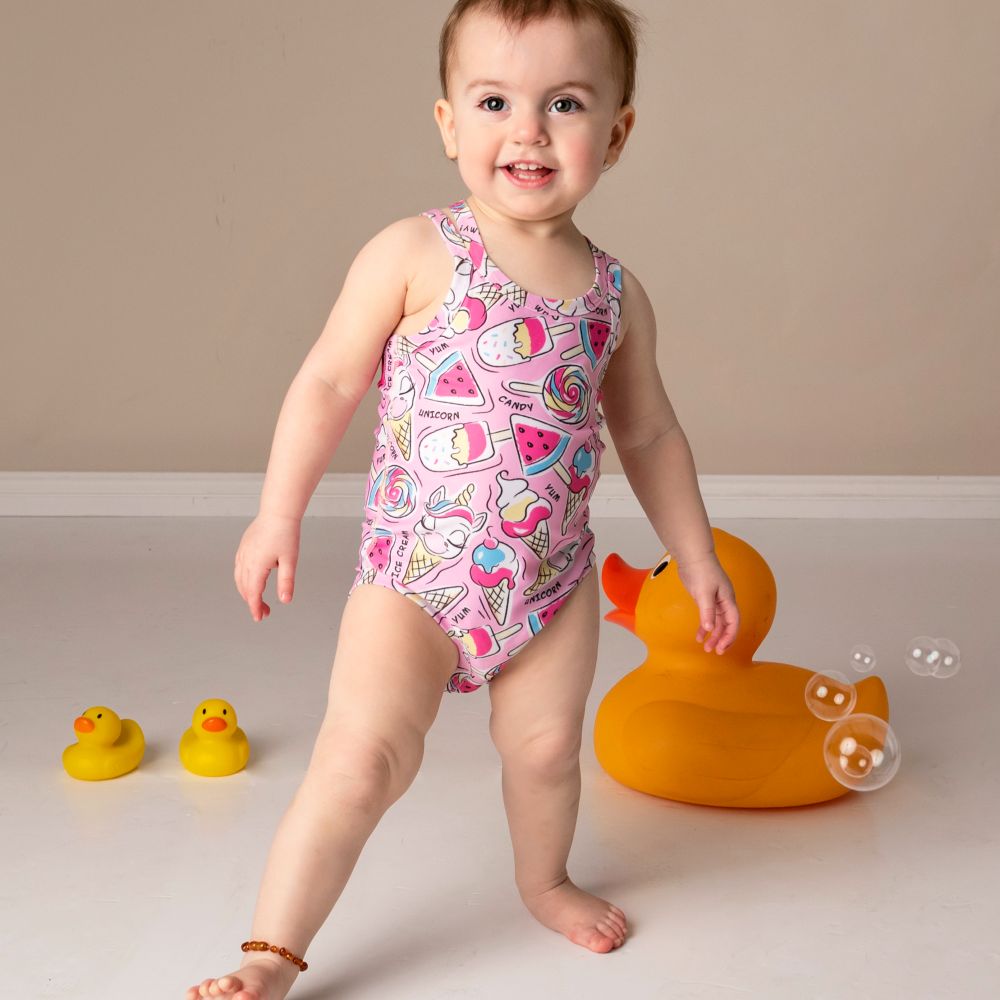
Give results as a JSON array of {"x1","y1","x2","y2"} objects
[
  {"x1": 385, "y1": 370, "x2": 415, "y2": 460},
  {"x1": 403, "y1": 482, "x2": 488, "y2": 585},
  {"x1": 496, "y1": 469, "x2": 552, "y2": 561},
  {"x1": 350, "y1": 198, "x2": 622, "y2": 695},
  {"x1": 470, "y1": 531, "x2": 519, "y2": 625}
]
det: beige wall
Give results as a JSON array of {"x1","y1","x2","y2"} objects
[{"x1": 2, "y1": 0, "x2": 997, "y2": 475}]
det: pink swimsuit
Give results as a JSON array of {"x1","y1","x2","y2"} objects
[{"x1": 348, "y1": 197, "x2": 623, "y2": 693}]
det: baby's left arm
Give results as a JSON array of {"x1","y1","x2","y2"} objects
[{"x1": 601, "y1": 267, "x2": 739, "y2": 654}]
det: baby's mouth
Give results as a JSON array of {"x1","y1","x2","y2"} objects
[{"x1": 503, "y1": 164, "x2": 555, "y2": 178}]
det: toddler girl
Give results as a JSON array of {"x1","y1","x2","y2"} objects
[{"x1": 187, "y1": 1, "x2": 739, "y2": 997}]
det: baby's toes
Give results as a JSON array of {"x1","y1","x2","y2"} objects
[{"x1": 595, "y1": 918, "x2": 620, "y2": 940}]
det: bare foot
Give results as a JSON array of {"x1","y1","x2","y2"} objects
[
  {"x1": 184, "y1": 953, "x2": 300, "y2": 999},
  {"x1": 520, "y1": 875, "x2": 628, "y2": 953}
]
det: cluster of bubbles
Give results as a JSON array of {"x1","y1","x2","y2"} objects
[{"x1": 802, "y1": 637, "x2": 961, "y2": 793}]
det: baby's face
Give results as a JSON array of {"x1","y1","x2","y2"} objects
[{"x1": 435, "y1": 12, "x2": 634, "y2": 218}]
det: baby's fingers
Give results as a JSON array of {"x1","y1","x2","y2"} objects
[
  {"x1": 277, "y1": 552, "x2": 297, "y2": 604},
  {"x1": 713, "y1": 599, "x2": 740, "y2": 655},
  {"x1": 247, "y1": 566, "x2": 272, "y2": 622}
]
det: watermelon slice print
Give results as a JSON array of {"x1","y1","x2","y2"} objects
[
  {"x1": 579, "y1": 319, "x2": 611, "y2": 367},
  {"x1": 510, "y1": 415, "x2": 571, "y2": 476},
  {"x1": 419, "y1": 349, "x2": 485, "y2": 406},
  {"x1": 365, "y1": 528, "x2": 394, "y2": 572}
]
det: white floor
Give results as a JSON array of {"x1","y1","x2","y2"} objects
[{"x1": 2, "y1": 515, "x2": 998, "y2": 1000}]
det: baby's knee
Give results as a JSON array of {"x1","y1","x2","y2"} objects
[
  {"x1": 495, "y1": 728, "x2": 582, "y2": 777},
  {"x1": 308, "y1": 727, "x2": 423, "y2": 807}
]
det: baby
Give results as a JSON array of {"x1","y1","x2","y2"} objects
[{"x1": 187, "y1": 1, "x2": 739, "y2": 997}]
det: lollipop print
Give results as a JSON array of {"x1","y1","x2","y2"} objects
[
  {"x1": 505, "y1": 364, "x2": 591, "y2": 425},
  {"x1": 377, "y1": 465, "x2": 418, "y2": 519}
]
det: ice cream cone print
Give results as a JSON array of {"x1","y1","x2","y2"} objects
[
  {"x1": 558, "y1": 440, "x2": 597, "y2": 532},
  {"x1": 404, "y1": 583, "x2": 466, "y2": 614},
  {"x1": 524, "y1": 539, "x2": 580, "y2": 595},
  {"x1": 483, "y1": 583, "x2": 510, "y2": 624},
  {"x1": 470, "y1": 534, "x2": 518, "y2": 625},
  {"x1": 385, "y1": 370, "x2": 415, "y2": 459},
  {"x1": 522, "y1": 518, "x2": 549, "y2": 559},
  {"x1": 403, "y1": 538, "x2": 443, "y2": 584},
  {"x1": 561, "y1": 486, "x2": 587, "y2": 532},
  {"x1": 525, "y1": 559, "x2": 557, "y2": 595},
  {"x1": 495, "y1": 470, "x2": 552, "y2": 560},
  {"x1": 473, "y1": 281, "x2": 505, "y2": 309},
  {"x1": 394, "y1": 335, "x2": 417, "y2": 361},
  {"x1": 388, "y1": 413, "x2": 411, "y2": 459},
  {"x1": 500, "y1": 281, "x2": 527, "y2": 308}
]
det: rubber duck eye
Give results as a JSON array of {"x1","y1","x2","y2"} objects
[
  {"x1": 97, "y1": 713, "x2": 102, "y2": 719},
  {"x1": 223, "y1": 709, "x2": 227, "y2": 715},
  {"x1": 202, "y1": 708, "x2": 207, "y2": 714},
  {"x1": 651, "y1": 556, "x2": 672, "y2": 578}
]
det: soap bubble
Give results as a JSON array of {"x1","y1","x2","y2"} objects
[
  {"x1": 931, "y1": 637, "x2": 961, "y2": 678},
  {"x1": 905, "y1": 636, "x2": 939, "y2": 676},
  {"x1": 823, "y1": 713, "x2": 900, "y2": 791},
  {"x1": 805, "y1": 670, "x2": 857, "y2": 721},
  {"x1": 849, "y1": 644, "x2": 877, "y2": 673}
]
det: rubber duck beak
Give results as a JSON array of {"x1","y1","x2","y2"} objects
[
  {"x1": 202, "y1": 717, "x2": 228, "y2": 733},
  {"x1": 74, "y1": 717, "x2": 95, "y2": 734},
  {"x1": 601, "y1": 553, "x2": 648, "y2": 634}
]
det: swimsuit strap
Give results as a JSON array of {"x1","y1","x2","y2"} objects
[{"x1": 419, "y1": 204, "x2": 474, "y2": 263}]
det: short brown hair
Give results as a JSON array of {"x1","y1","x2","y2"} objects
[{"x1": 439, "y1": 0, "x2": 645, "y2": 108}]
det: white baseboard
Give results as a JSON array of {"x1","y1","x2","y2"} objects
[{"x1": 1, "y1": 472, "x2": 998, "y2": 518}]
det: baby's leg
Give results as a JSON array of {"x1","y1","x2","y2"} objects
[
  {"x1": 185, "y1": 583, "x2": 459, "y2": 1000},
  {"x1": 486, "y1": 569, "x2": 628, "y2": 953}
]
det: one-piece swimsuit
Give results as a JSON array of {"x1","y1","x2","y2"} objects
[{"x1": 348, "y1": 197, "x2": 623, "y2": 693}]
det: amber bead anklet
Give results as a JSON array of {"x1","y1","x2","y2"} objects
[{"x1": 241, "y1": 940, "x2": 308, "y2": 972}]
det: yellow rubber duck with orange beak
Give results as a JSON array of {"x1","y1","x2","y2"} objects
[
  {"x1": 179, "y1": 698, "x2": 250, "y2": 777},
  {"x1": 62, "y1": 706, "x2": 145, "y2": 780},
  {"x1": 594, "y1": 527, "x2": 890, "y2": 808}
]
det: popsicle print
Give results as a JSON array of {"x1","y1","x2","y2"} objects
[
  {"x1": 418, "y1": 420, "x2": 513, "y2": 472},
  {"x1": 476, "y1": 315, "x2": 577, "y2": 368}
]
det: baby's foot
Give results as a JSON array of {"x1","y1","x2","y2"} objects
[
  {"x1": 184, "y1": 953, "x2": 299, "y2": 1000},
  {"x1": 520, "y1": 875, "x2": 628, "y2": 952}
]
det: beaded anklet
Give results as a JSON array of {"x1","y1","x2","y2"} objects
[{"x1": 241, "y1": 940, "x2": 308, "y2": 972}]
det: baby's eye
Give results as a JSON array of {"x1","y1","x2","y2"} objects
[
  {"x1": 479, "y1": 96, "x2": 507, "y2": 113},
  {"x1": 551, "y1": 97, "x2": 582, "y2": 114}
]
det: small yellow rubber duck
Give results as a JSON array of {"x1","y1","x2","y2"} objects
[
  {"x1": 62, "y1": 706, "x2": 145, "y2": 780},
  {"x1": 179, "y1": 698, "x2": 250, "y2": 777}
]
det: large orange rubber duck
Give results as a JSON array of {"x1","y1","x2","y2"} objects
[{"x1": 594, "y1": 527, "x2": 890, "y2": 808}]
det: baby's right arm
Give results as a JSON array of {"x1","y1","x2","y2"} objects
[{"x1": 234, "y1": 216, "x2": 428, "y2": 623}]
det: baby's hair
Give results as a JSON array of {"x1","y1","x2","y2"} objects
[{"x1": 438, "y1": 0, "x2": 646, "y2": 108}]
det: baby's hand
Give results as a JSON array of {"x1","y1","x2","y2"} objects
[
  {"x1": 676, "y1": 553, "x2": 740, "y2": 655},
  {"x1": 234, "y1": 513, "x2": 301, "y2": 622}
]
